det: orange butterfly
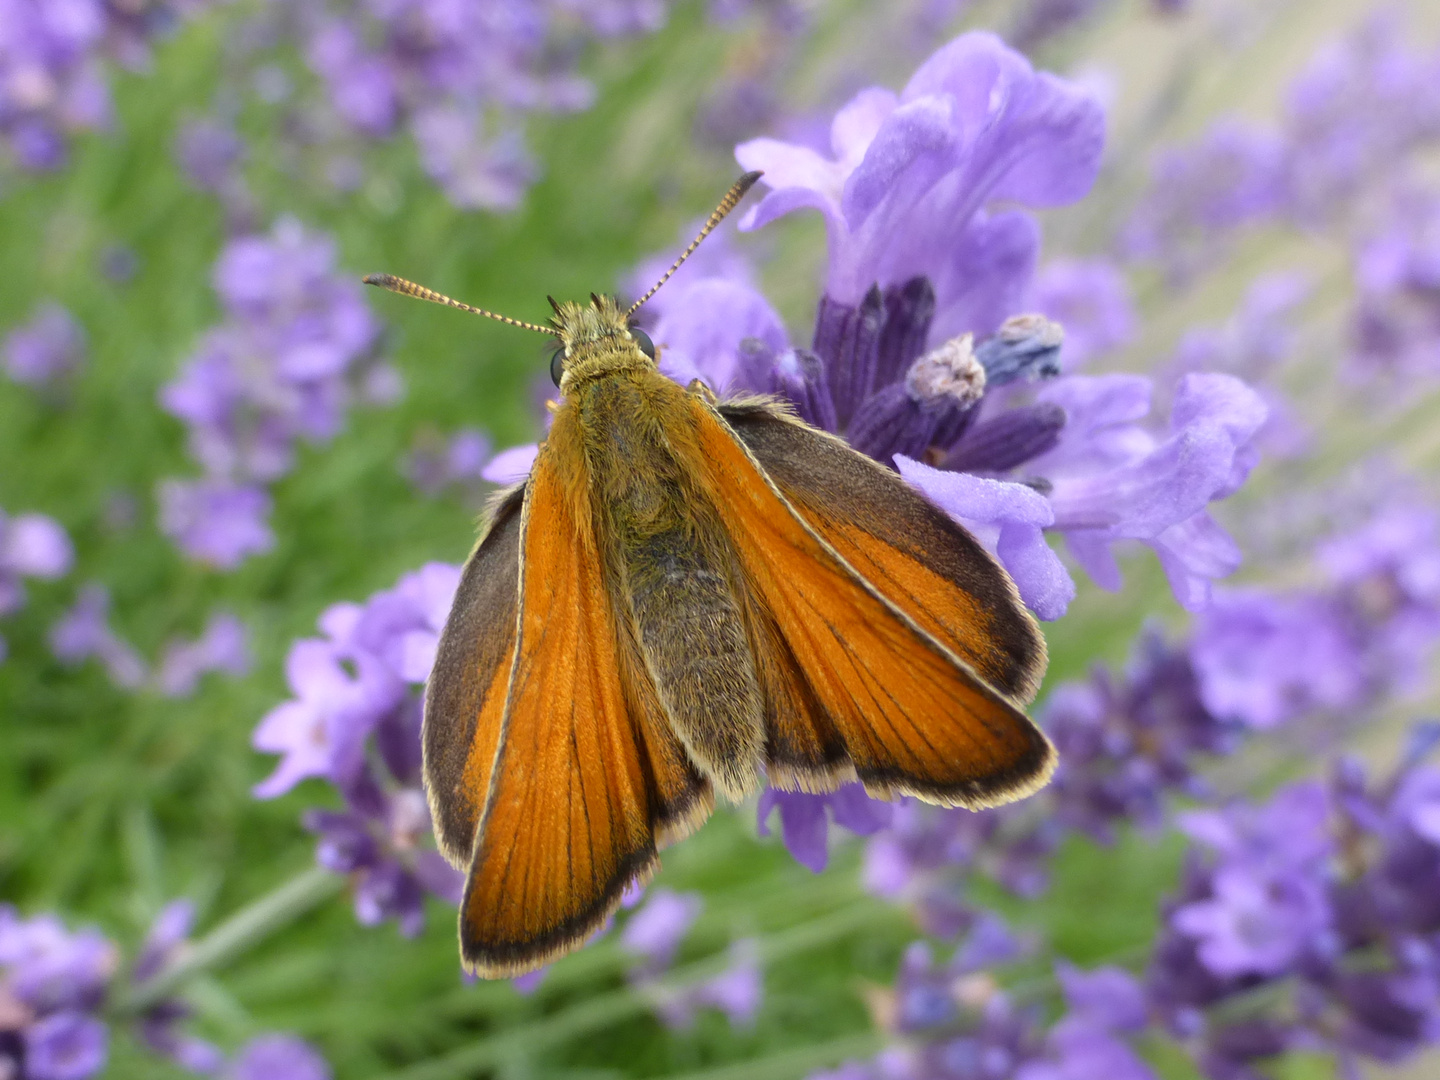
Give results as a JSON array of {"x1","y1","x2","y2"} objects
[{"x1": 366, "y1": 173, "x2": 1053, "y2": 978}]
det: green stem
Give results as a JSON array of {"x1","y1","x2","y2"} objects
[
  {"x1": 379, "y1": 900, "x2": 881, "y2": 1080},
  {"x1": 113, "y1": 865, "x2": 344, "y2": 1017}
]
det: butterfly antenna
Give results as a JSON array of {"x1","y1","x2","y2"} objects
[
  {"x1": 363, "y1": 274, "x2": 553, "y2": 334},
  {"x1": 626, "y1": 171, "x2": 763, "y2": 318}
]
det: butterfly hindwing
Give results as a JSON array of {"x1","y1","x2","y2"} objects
[
  {"x1": 692, "y1": 394, "x2": 1055, "y2": 808},
  {"x1": 423, "y1": 485, "x2": 525, "y2": 866}
]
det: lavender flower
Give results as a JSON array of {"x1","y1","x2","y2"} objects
[
  {"x1": 652, "y1": 940, "x2": 763, "y2": 1030},
  {"x1": 49, "y1": 584, "x2": 147, "y2": 689},
  {"x1": 3, "y1": 303, "x2": 86, "y2": 387},
  {"x1": 756, "y1": 784, "x2": 894, "y2": 873},
  {"x1": 1016, "y1": 965, "x2": 1154, "y2": 1080},
  {"x1": 287, "y1": 1, "x2": 667, "y2": 210},
  {"x1": 253, "y1": 563, "x2": 465, "y2": 936},
  {"x1": 0, "y1": 0, "x2": 214, "y2": 171},
  {"x1": 157, "y1": 479, "x2": 274, "y2": 570},
  {"x1": 406, "y1": 428, "x2": 493, "y2": 497},
  {"x1": 620, "y1": 889, "x2": 703, "y2": 978},
  {"x1": 1027, "y1": 259, "x2": 1135, "y2": 370},
  {"x1": 227, "y1": 1035, "x2": 331, "y2": 1080},
  {"x1": 0, "y1": 906, "x2": 115, "y2": 1080},
  {"x1": 1192, "y1": 494, "x2": 1440, "y2": 731},
  {"x1": 174, "y1": 114, "x2": 246, "y2": 194},
  {"x1": 1142, "y1": 741, "x2": 1440, "y2": 1078},
  {"x1": 159, "y1": 218, "x2": 384, "y2": 568},
  {"x1": 736, "y1": 31, "x2": 1105, "y2": 325},
  {"x1": 1282, "y1": 16, "x2": 1440, "y2": 222},
  {"x1": 1350, "y1": 188, "x2": 1440, "y2": 380},
  {"x1": 616, "y1": 33, "x2": 1266, "y2": 618},
  {"x1": 0, "y1": 507, "x2": 72, "y2": 662},
  {"x1": 155, "y1": 611, "x2": 252, "y2": 698}
]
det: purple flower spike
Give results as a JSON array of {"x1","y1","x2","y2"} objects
[
  {"x1": 1123, "y1": 119, "x2": 1289, "y2": 280},
  {"x1": 737, "y1": 32, "x2": 1105, "y2": 315},
  {"x1": 758, "y1": 784, "x2": 893, "y2": 873},
  {"x1": 227, "y1": 1034, "x2": 331, "y2": 1080},
  {"x1": 1190, "y1": 589, "x2": 1363, "y2": 729},
  {"x1": 254, "y1": 563, "x2": 466, "y2": 935},
  {"x1": 175, "y1": 116, "x2": 245, "y2": 193},
  {"x1": 620, "y1": 889, "x2": 703, "y2": 977},
  {"x1": 49, "y1": 585, "x2": 147, "y2": 690},
  {"x1": 158, "y1": 479, "x2": 274, "y2": 570},
  {"x1": 4, "y1": 303, "x2": 86, "y2": 387},
  {"x1": 1036, "y1": 372, "x2": 1267, "y2": 610},
  {"x1": 23, "y1": 1011, "x2": 109, "y2": 1080},
  {"x1": 656, "y1": 940, "x2": 763, "y2": 1030},
  {"x1": 156, "y1": 612, "x2": 251, "y2": 698},
  {"x1": 159, "y1": 217, "x2": 385, "y2": 569},
  {"x1": 1028, "y1": 259, "x2": 1135, "y2": 370}
]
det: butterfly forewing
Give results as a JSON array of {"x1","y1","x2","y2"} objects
[
  {"x1": 717, "y1": 399, "x2": 1047, "y2": 704},
  {"x1": 690, "y1": 394, "x2": 1056, "y2": 808},
  {"x1": 457, "y1": 434, "x2": 712, "y2": 977}
]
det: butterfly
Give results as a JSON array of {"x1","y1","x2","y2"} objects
[{"x1": 365, "y1": 172, "x2": 1053, "y2": 977}]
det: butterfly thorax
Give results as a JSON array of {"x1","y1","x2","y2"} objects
[{"x1": 551, "y1": 294, "x2": 654, "y2": 393}]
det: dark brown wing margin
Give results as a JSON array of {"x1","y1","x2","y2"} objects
[{"x1": 422, "y1": 485, "x2": 525, "y2": 866}]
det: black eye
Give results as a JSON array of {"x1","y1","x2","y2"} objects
[
  {"x1": 630, "y1": 327, "x2": 655, "y2": 360},
  {"x1": 549, "y1": 344, "x2": 565, "y2": 387}
]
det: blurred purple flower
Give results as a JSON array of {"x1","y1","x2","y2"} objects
[
  {"x1": 158, "y1": 479, "x2": 275, "y2": 569},
  {"x1": 620, "y1": 889, "x2": 703, "y2": 978},
  {"x1": 254, "y1": 563, "x2": 464, "y2": 935},
  {"x1": 655, "y1": 940, "x2": 763, "y2": 1030},
  {"x1": 291, "y1": 0, "x2": 666, "y2": 211},
  {"x1": 174, "y1": 115, "x2": 245, "y2": 193},
  {"x1": 1018, "y1": 964, "x2": 1157, "y2": 1080},
  {"x1": 0, "y1": 508, "x2": 74, "y2": 659},
  {"x1": 481, "y1": 443, "x2": 539, "y2": 486},
  {"x1": 1028, "y1": 259, "x2": 1135, "y2": 370},
  {"x1": 1282, "y1": 16, "x2": 1440, "y2": 221},
  {"x1": 3, "y1": 303, "x2": 86, "y2": 387},
  {"x1": 49, "y1": 584, "x2": 147, "y2": 689},
  {"x1": 1190, "y1": 588, "x2": 1363, "y2": 729},
  {"x1": 1123, "y1": 120, "x2": 1289, "y2": 280},
  {"x1": 156, "y1": 611, "x2": 252, "y2": 698},
  {"x1": 407, "y1": 427, "x2": 493, "y2": 496},
  {"x1": 0, "y1": 0, "x2": 217, "y2": 171},
  {"x1": 159, "y1": 217, "x2": 383, "y2": 568},
  {"x1": 1351, "y1": 188, "x2": 1440, "y2": 380},
  {"x1": 227, "y1": 1034, "x2": 331, "y2": 1080},
  {"x1": 1320, "y1": 501, "x2": 1440, "y2": 696},
  {"x1": 23, "y1": 1012, "x2": 109, "y2": 1080}
]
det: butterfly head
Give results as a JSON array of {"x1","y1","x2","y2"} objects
[{"x1": 545, "y1": 294, "x2": 657, "y2": 393}]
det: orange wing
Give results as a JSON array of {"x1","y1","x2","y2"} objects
[
  {"x1": 459, "y1": 440, "x2": 709, "y2": 977},
  {"x1": 423, "y1": 485, "x2": 524, "y2": 865},
  {"x1": 691, "y1": 395, "x2": 1055, "y2": 808},
  {"x1": 719, "y1": 400, "x2": 1046, "y2": 704}
]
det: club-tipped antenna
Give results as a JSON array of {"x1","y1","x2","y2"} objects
[
  {"x1": 626, "y1": 171, "x2": 763, "y2": 318},
  {"x1": 363, "y1": 274, "x2": 553, "y2": 334}
]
